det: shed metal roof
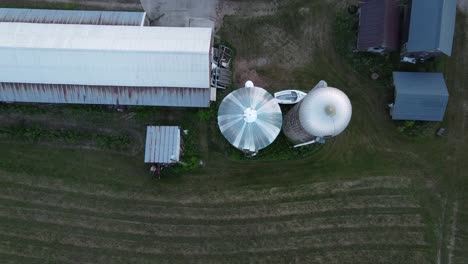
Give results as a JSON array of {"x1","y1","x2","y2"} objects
[
  {"x1": 145, "y1": 126, "x2": 181, "y2": 164},
  {"x1": 357, "y1": 0, "x2": 400, "y2": 50},
  {"x1": 392, "y1": 72, "x2": 449, "y2": 121},
  {"x1": 0, "y1": 8, "x2": 146, "y2": 26},
  {"x1": 0, "y1": 83, "x2": 210, "y2": 107},
  {"x1": 0, "y1": 22, "x2": 212, "y2": 88},
  {"x1": 406, "y1": 0, "x2": 457, "y2": 55}
]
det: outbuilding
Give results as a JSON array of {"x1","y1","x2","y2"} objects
[
  {"x1": 357, "y1": 0, "x2": 401, "y2": 53},
  {"x1": 401, "y1": 0, "x2": 457, "y2": 60},
  {"x1": 0, "y1": 22, "x2": 213, "y2": 107},
  {"x1": 144, "y1": 126, "x2": 181, "y2": 164},
  {"x1": 390, "y1": 72, "x2": 449, "y2": 121}
]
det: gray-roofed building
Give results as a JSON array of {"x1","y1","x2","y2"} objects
[
  {"x1": 0, "y1": 8, "x2": 147, "y2": 26},
  {"x1": 0, "y1": 23, "x2": 213, "y2": 107},
  {"x1": 391, "y1": 72, "x2": 449, "y2": 121},
  {"x1": 145, "y1": 126, "x2": 181, "y2": 164},
  {"x1": 357, "y1": 0, "x2": 401, "y2": 53},
  {"x1": 402, "y1": 0, "x2": 457, "y2": 60}
]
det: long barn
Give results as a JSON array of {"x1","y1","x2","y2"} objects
[{"x1": 0, "y1": 22, "x2": 213, "y2": 107}]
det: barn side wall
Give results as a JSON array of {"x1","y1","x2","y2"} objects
[{"x1": 0, "y1": 82, "x2": 211, "y2": 108}]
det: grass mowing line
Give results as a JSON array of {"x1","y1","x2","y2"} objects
[
  {"x1": 0, "y1": 237, "x2": 160, "y2": 264},
  {"x1": 0, "y1": 191, "x2": 421, "y2": 221},
  {"x1": 0, "y1": 215, "x2": 428, "y2": 245},
  {"x1": 0, "y1": 205, "x2": 427, "y2": 239},
  {"x1": 0, "y1": 234, "x2": 431, "y2": 264},
  {"x1": 0, "y1": 195, "x2": 425, "y2": 225},
  {"x1": 0, "y1": 171, "x2": 414, "y2": 205},
  {"x1": 0, "y1": 252, "x2": 54, "y2": 264},
  {"x1": 254, "y1": 250, "x2": 432, "y2": 264},
  {"x1": 0, "y1": 196, "x2": 428, "y2": 225},
  {"x1": 0, "y1": 223, "x2": 429, "y2": 256},
  {"x1": 0, "y1": 179, "x2": 415, "y2": 208}
]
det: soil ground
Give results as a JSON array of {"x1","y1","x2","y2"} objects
[{"x1": 0, "y1": 0, "x2": 467, "y2": 263}]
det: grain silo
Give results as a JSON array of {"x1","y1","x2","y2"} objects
[
  {"x1": 218, "y1": 81, "x2": 282, "y2": 155},
  {"x1": 283, "y1": 81, "x2": 352, "y2": 146}
]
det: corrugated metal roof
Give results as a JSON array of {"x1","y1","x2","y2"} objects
[
  {"x1": 392, "y1": 72, "x2": 449, "y2": 121},
  {"x1": 0, "y1": 8, "x2": 146, "y2": 26},
  {"x1": 0, "y1": 23, "x2": 211, "y2": 88},
  {"x1": 406, "y1": 0, "x2": 456, "y2": 55},
  {"x1": 357, "y1": 0, "x2": 400, "y2": 50},
  {"x1": 0, "y1": 83, "x2": 210, "y2": 107},
  {"x1": 145, "y1": 126, "x2": 180, "y2": 164}
]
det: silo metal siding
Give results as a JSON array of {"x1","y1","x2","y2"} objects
[
  {"x1": 0, "y1": 83, "x2": 210, "y2": 107},
  {"x1": 282, "y1": 101, "x2": 315, "y2": 144},
  {"x1": 0, "y1": 8, "x2": 146, "y2": 26}
]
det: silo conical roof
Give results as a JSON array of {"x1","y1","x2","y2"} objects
[{"x1": 218, "y1": 83, "x2": 282, "y2": 152}]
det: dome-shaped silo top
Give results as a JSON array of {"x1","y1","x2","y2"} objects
[
  {"x1": 299, "y1": 87, "x2": 352, "y2": 137},
  {"x1": 218, "y1": 86, "x2": 283, "y2": 152}
]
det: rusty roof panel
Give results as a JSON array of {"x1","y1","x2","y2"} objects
[
  {"x1": 0, "y1": 83, "x2": 210, "y2": 107},
  {"x1": 145, "y1": 126, "x2": 180, "y2": 164},
  {"x1": 0, "y1": 8, "x2": 146, "y2": 26}
]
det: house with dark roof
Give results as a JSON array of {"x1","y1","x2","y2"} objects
[
  {"x1": 390, "y1": 72, "x2": 449, "y2": 121},
  {"x1": 357, "y1": 0, "x2": 401, "y2": 53},
  {"x1": 401, "y1": 0, "x2": 457, "y2": 60}
]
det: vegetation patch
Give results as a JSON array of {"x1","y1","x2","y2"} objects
[
  {"x1": 0, "y1": 123, "x2": 131, "y2": 152},
  {"x1": 333, "y1": 10, "x2": 445, "y2": 88}
]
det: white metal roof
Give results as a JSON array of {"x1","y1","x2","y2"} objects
[
  {"x1": 145, "y1": 126, "x2": 181, "y2": 164},
  {"x1": 0, "y1": 22, "x2": 212, "y2": 88}
]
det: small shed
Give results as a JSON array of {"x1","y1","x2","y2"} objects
[
  {"x1": 402, "y1": 0, "x2": 457, "y2": 59},
  {"x1": 357, "y1": 0, "x2": 401, "y2": 53},
  {"x1": 391, "y1": 72, "x2": 449, "y2": 121},
  {"x1": 144, "y1": 126, "x2": 181, "y2": 164}
]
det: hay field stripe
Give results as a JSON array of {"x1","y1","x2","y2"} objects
[
  {"x1": 0, "y1": 192, "x2": 421, "y2": 221},
  {"x1": 0, "y1": 180, "x2": 413, "y2": 208},
  {"x1": 0, "y1": 221, "x2": 429, "y2": 256},
  {"x1": 0, "y1": 213, "x2": 427, "y2": 243},
  {"x1": 0, "y1": 204, "x2": 426, "y2": 237},
  {"x1": 0, "y1": 196, "x2": 425, "y2": 225},
  {"x1": 0, "y1": 173, "x2": 413, "y2": 205}
]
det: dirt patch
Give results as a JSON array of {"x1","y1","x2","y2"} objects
[{"x1": 221, "y1": 1, "x2": 333, "y2": 90}]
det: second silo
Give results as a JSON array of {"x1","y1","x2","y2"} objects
[{"x1": 283, "y1": 81, "x2": 352, "y2": 145}]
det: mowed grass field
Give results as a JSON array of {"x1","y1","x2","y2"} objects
[{"x1": 0, "y1": 0, "x2": 467, "y2": 263}]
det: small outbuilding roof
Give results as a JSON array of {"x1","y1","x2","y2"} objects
[
  {"x1": 392, "y1": 72, "x2": 449, "y2": 121},
  {"x1": 357, "y1": 0, "x2": 400, "y2": 50},
  {"x1": 0, "y1": 8, "x2": 146, "y2": 26},
  {"x1": 145, "y1": 126, "x2": 181, "y2": 164},
  {"x1": 406, "y1": 0, "x2": 457, "y2": 55}
]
